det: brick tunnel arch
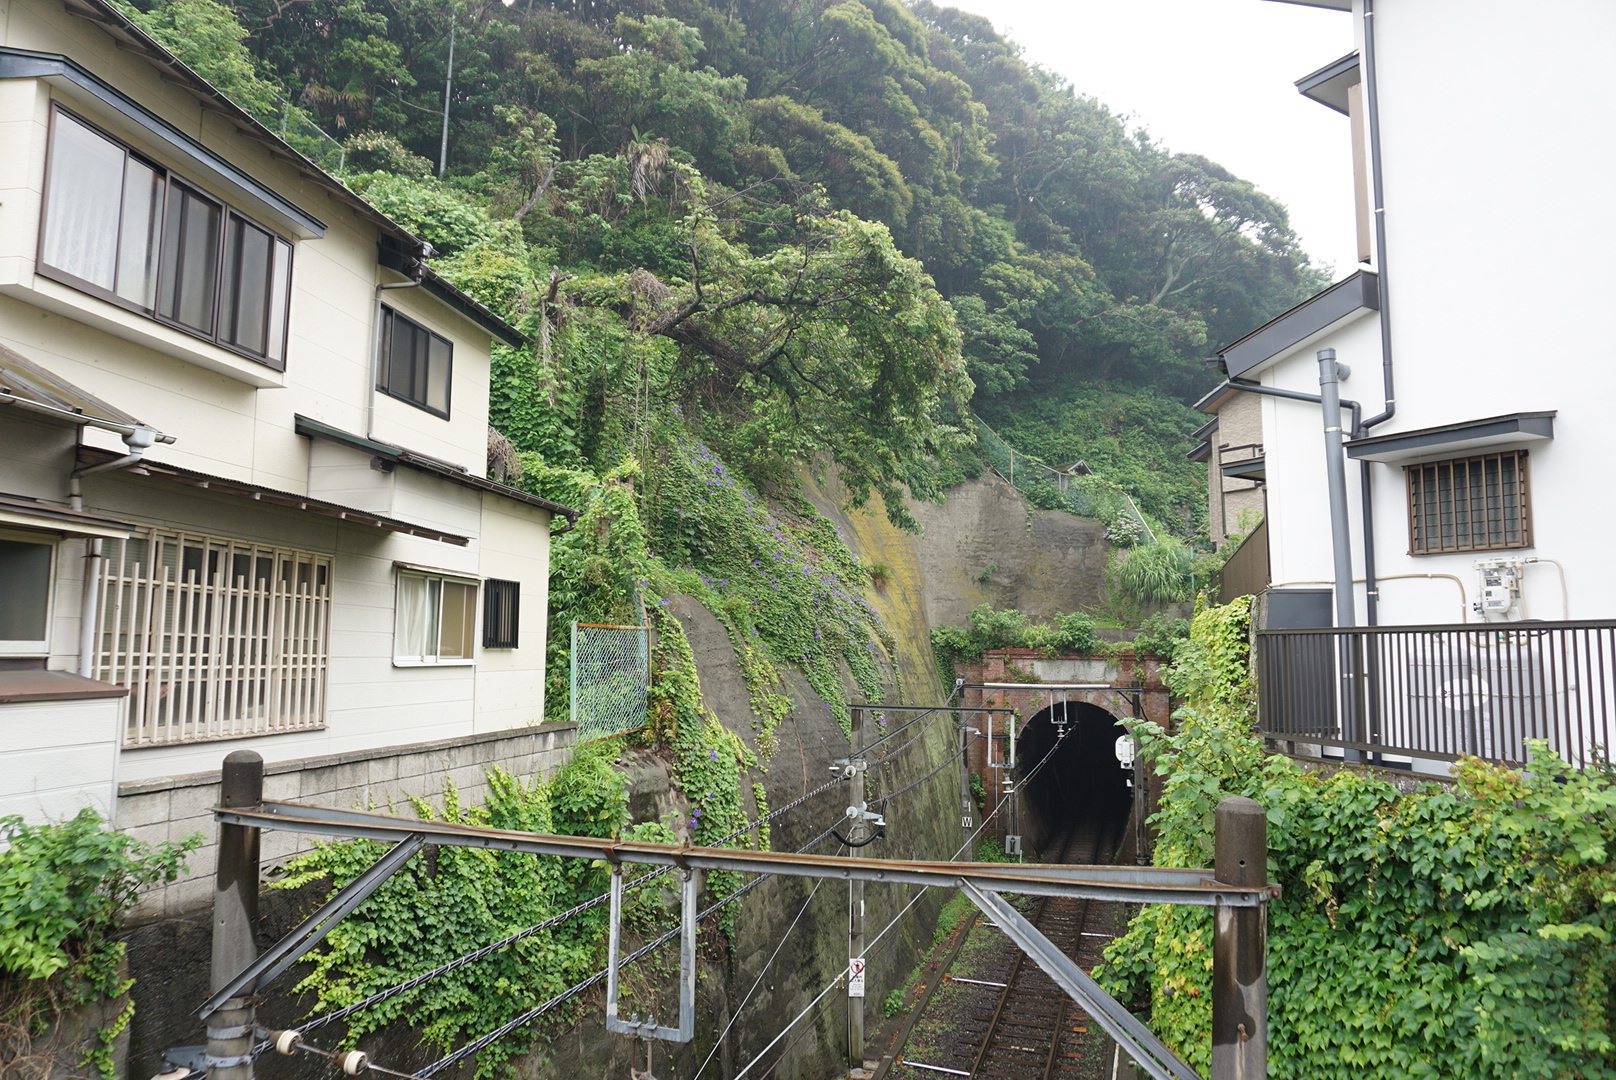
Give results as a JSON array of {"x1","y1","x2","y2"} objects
[{"x1": 1015, "y1": 701, "x2": 1132, "y2": 858}]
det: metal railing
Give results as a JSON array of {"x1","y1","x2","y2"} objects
[{"x1": 1256, "y1": 620, "x2": 1616, "y2": 766}]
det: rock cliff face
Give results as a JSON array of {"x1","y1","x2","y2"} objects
[{"x1": 571, "y1": 473, "x2": 1116, "y2": 1080}]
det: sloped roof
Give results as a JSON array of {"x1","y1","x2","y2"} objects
[{"x1": 48, "y1": 0, "x2": 522, "y2": 346}]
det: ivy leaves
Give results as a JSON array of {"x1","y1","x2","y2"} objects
[{"x1": 1097, "y1": 599, "x2": 1616, "y2": 1079}]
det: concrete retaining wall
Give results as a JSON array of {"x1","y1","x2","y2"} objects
[{"x1": 119, "y1": 721, "x2": 577, "y2": 920}]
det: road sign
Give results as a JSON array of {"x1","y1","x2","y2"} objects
[{"x1": 848, "y1": 957, "x2": 866, "y2": 998}]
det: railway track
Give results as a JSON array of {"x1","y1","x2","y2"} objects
[{"x1": 892, "y1": 817, "x2": 1125, "y2": 1080}]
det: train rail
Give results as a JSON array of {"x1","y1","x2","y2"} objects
[{"x1": 889, "y1": 817, "x2": 1126, "y2": 1080}]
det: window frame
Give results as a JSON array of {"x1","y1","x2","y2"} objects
[
  {"x1": 393, "y1": 568, "x2": 479, "y2": 667},
  {"x1": 1405, "y1": 449, "x2": 1534, "y2": 555},
  {"x1": 376, "y1": 305, "x2": 454, "y2": 419},
  {"x1": 0, "y1": 527, "x2": 57, "y2": 658},
  {"x1": 482, "y1": 578, "x2": 520, "y2": 649},
  {"x1": 36, "y1": 104, "x2": 293, "y2": 371}
]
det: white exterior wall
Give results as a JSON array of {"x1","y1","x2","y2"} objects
[
  {"x1": 1258, "y1": 0, "x2": 1616, "y2": 626},
  {"x1": 0, "y1": 0, "x2": 558, "y2": 825},
  {"x1": 0, "y1": 696, "x2": 122, "y2": 822},
  {"x1": 475, "y1": 493, "x2": 553, "y2": 732}
]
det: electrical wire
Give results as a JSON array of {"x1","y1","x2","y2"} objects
[
  {"x1": 692, "y1": 868, "x2": 833, "y2": 1078},
  {"x1": 279, "y1": 773, "x2": 852, "y2": 1045},
  {"x1": 266, "y1": 698, "x2": 968, "y2": 1072},
  {"x1": 410, "y1": 823, "x2": 846, "y2": 1078}
]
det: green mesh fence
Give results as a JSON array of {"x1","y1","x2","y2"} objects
[
  {"x1": 972, "y1": 417, "x2": 1153, "y2": 545},
  {"x1": 570, "y1": 622, "x2": 650, "y2": 743},
  {"x1": 245, "y1": 95, "x2": 348, "y2": 174}
]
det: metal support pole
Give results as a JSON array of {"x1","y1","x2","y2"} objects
[
  {"x1": 848, "y1": 708, "x2": 866, "y2": 1068},
  {"x1": 1212, "y1": 797, "x2": 1267, "y2": 1080},
  {"x1": 437, "y1": 17, "x2": 455, "y2": 177},
  {"x1": 208, "y1": 751, "x2": 263, "y2": 1080},
  {"x1": 960, "y1": 718, "x2": 975, "y2": 846},
  {"x1": 1006, "y1": 714, "x2": 1020, "y2": 858}
]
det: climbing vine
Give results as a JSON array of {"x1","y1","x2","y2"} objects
[
  {"x1": 274, "y1": 744, "x2": 631, "y2": 1077},
  {"x1": 1096, "y1": 599, "x2": 1616, "y2": 1079},
  {"x1": 0, "y1": 810, "x2": 197, "y2": 1079},
  {"x1": 931, "y1": 603, "x2": 1101, "y2": 690}
]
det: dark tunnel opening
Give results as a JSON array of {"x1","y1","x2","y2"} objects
[{"x1": 1015, "y1": 702, "x2": 1133, "y2": 858}]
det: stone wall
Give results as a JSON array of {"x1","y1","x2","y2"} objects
[{"x1": 118, "y1": 722, "x2": 577, "y2": 920}]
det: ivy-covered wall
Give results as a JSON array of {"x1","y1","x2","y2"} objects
[{"x1": 1098, "y1": 598, "x2": 1616, "y2": 1079}]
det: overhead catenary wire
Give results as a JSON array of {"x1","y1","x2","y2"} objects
[
  {"x1": 280, "y1": 770, "x2": 852, "y2": 1045},
  {"x1": 741, "y1": 723, "x2": 1073, "y2": 1080},
  {"x1": 267, "y1": 700, "x2": 968, "y2": 1073},
  {"x1": 411, "y1": 822, "x2": 847, "y2": 1078},
  {"x1": 415, "y1": 713, "x2": 970, "y2": 1079}
]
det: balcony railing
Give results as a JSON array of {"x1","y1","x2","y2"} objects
[{"x1": 1256, "y1": 620, "x2": 1616, "y2": 767}]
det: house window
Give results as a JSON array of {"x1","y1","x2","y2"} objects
[
  {"x1": 394, "y1": 570, "x2": 477, "y2": 664},
  {"x1": 95, "y1": 531, "x2": 332, "y2": 746},
  {"x1": 377, "y1": 307, "x2": 452, "y2": 417},
  {"x1": 0, "y1": 534, "x2": 54, "y2": 656},
  {"x1": 483, "y1": 579, "x2": 520, "y2": 649},
  {"x1": 38, "y1": 107, "x2": 292, "y2": 368},
  {"x1": 1406, "y1": 450, "x2": 1532, "y2": 554}
]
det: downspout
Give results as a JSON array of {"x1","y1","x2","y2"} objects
[
  {"x1": 1319, "y1": 348, "x2": 1363, "y2": 758},
  {"x1": 1315, "y1": 351, "x2": 1355, "y2": 630},
  {"x1": 1358, "y1": 0, "x2": 1395, "y2": 626},
  {"x1": 70, "y1": 424, "x2": 167, "y2": 679}
]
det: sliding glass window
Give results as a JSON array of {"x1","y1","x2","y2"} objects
[
  {"x1": 38, "y1": 107, "x2": 292, "y2": 370},
  {"x1": 378, "y1": 306, "x2": 453, "y2": 417}
]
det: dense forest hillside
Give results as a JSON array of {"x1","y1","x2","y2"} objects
[{"x1": 121, "y1": 0, "x2": 1325, "y2": 532}]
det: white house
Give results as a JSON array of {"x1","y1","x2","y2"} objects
[
  {"x1": 0, "y1": 0, "x2": 578, "y2": 895},
  {"x1": 1197, "y1": 0, "x2": 1616, "y2": 768}
]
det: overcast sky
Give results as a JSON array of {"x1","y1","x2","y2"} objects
[{"x1": 940, "y1": 0, "x2": 1359, "y2": 276}]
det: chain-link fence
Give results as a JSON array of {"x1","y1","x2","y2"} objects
[
  {"x1": 570, "y1": 622, "x2": 650, "y2": 744},
  {"x1": 973, "y1": 417, "x2": 1154, "y2": 544}
]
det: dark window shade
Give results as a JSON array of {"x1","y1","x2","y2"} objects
[
  {"x1": 378, "y1": 306, "x2": 453, "y2": 417},
  {"x1": 483, "y1": 579, "x2": 519, "y2": 649},
  {"x1": 1406, "y1": 450, "x2": 1532, "y2": 554}
]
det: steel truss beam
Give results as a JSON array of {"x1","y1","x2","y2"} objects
[
  {"x1": 198, "y1": 833, "x2": 427, "y2": 1017},
  {"x1": 214, "y1": 801, "x2": 1278, "y2": 908},
  {"x1": 961, "y1": 883, "x2": 1199, "y2": 1080}
]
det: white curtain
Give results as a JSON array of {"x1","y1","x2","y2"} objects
[
  {"x1": 395, "y1": 574, "x2": 430, "y2": 660},
  {"x1": 41, "y1": 113, "x2": 124, "y2": 289}
]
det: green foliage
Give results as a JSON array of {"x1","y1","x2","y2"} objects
[
  {"x1": 931, "y1": 603, "x2": 1101, "y2": 685},
  {"x1": 1129, "y1": 612, "x2": 1192, "y2": 662},
  {"x1": 972, "y1": 838, "x2": 1014, "y2": 863},
  {"x1": 1095, "y1": 599, "x2": 1616, "y2": 1079},
  {"x1": 115, "y1": 0, "x2": 290, "y2": 119},
  {"x1": 0, "y1": 810, "x2": 197, "y2": 1079},
  {"x1": 1111, "y1": 537, "x2": 1196, "y2": 606},
  {"x1": 275, "y1": 747, "x2": 632, "y2": 1077}
]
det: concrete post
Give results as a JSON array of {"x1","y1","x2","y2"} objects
[
  {"x1": 848, "y1": 708, "x2": 866, "y2": 1069},
  {"x1": 209, "y1": 751, "x2": 263, "y2": 1080},
  {"x1": 1212, "y1": 797, "x2": 1267, "y2": 1080}
]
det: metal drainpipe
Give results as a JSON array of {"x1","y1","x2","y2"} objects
[
  {"x1": 1319, "y1": 348, "x2": 1363, "y2": 760},
  {"x1": 1358, "y1": 0, "x2": 1395, "y2": 625},
  {"x1": 70, "y1": 425, "x2": 166, "y2": 679},
  {"x1": 1317, "y1": 351, "x2": 1355, "y2": 630}
]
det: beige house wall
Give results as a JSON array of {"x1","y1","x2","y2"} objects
[{"x1": 1206, "y1": 391, "x2": 1266, "y2": 547}]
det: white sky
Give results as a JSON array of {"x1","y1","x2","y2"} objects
[{"x1": 940, "y1": 0, "x2": 1359, "y2": 276}]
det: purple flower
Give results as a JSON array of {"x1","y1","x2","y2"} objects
[{"x1": 709, "y1": 749, "x2": 717, "y2": 761}]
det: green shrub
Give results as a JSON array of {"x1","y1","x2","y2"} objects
[
  {"x1": 1096, "y1": 598, "x2": 1616, "y2": 1079},
  {"x1": 0, "y1": 809, "x2": 197, "y2": 1078}
]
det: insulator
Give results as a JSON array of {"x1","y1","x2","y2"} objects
[{"x1": 340, "y1": 1051, "x2": 369, "y2": 1075}]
